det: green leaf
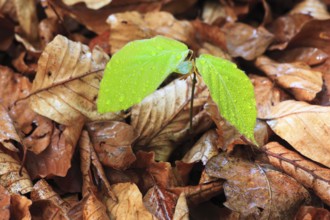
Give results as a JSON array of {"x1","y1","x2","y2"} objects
[
  {"x1": 97, "y1": 36, "x2": 189, "y2": 113},
  {"x1": 175, "y1": 60, "x2": 193, "y2": 74},
  {"x1": 196, "y1": 54, "x2": 257, "y2": 143}
]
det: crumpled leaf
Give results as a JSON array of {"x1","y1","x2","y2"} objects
[
  {"x1": 82, "y1": 191, "x2": 109, "y2": 220},
  {"x1": 0, "y1": 185, "x2": 10, "y2": 219},
  {"x1": 263, "y1": 142, "x2": 330, "y2": 206},
  {"x1": 206, "y1": 153, "x2": 310, "y2": 219},
  {"x1": 255, "y1": 56, "x2": 323, "y2": 101},
  {"x1": 263, "y1": 100, "x2": 330, "y2": 168},
  {"x1": 86, "y1": 121, "x2": 137, "y2": 170},
  {"x1": 201, "y1": 1, "x2": 237, "y2": 24},
  {"x1": 10, "y1": 194, "x2": 32, "y2": 220},
  {"x1": 223, "y1": 22, "x2": 274, "y2": 60},
  {"x1": 295, "y1": 206, "x2": 330, "y2": 220},
  {"x1": 290, "y1": 0, "x2": 330, "y2": 20},
  {"x1": 106, "y1": 182, "x2": 156, "y2": 219},
  {"x1": 0, "y1": 149, "x2": 32, "y2": 194},
  {"x1": 182, "y1": 130, "x2": 219, "y2": 165},
  {"x1": 173, "y1": 193, "x2": 189, "y2": 220},
  {"x1": 29, "y1": 34, "x2": 120, "y2": 126},
  {"x1": 62, "y1": 0, "x2": 112, "y2": 10},
  {"x1": 143, "y1": 185, "x2": 178, "y2": 220},
  {"x1": 131, "y1": 78, "x2": 211, "y2": 161},
  {"x1": 107, "y1": 11, "x2": 197, "y2": 54}
]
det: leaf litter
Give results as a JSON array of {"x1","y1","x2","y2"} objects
[{"x1": 1, "y1": 0, "x2": 330, "y2": 219}]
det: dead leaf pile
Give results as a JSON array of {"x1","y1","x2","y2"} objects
[{"x1": 1, "y1": 0, "x2": 330, "y2": 219}]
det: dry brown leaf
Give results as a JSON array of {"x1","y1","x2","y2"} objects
[
  {"x1": 10, "y1": 194, "x2": 32, "y2": 220},
  {"x1": 30, "y1": 200, "x2": 69, "y2": 220},
  {"x1": 86, "y1": 121, "x2": 137, "y2": 170},
  {"x1": 0, "y1": 16, "x2": 14, "y2": 51},
  {"x1": 28, "y1": 35, "x2": 120, "y2": 126},
  {"x1": 12, "y1": 51, "x2": 37, "y2": 75},
  {"x1": 250, "y1": 74, "x2": 289, "y2": 118},
  {"x1": 0, "y1": 0, "x2": 17, "y2": 22},
  {"x1": 108, "y1": 11, "x2": 197, "y2": 54},
  {"x1": 25, "y1": 119, "x2": 84, "y2": 178},
  {"x1": 173, "y1": 193, "x2": 189, "y2": 220},
  {"x1": 0, "y1": 185, "x2": 10, "y2": 220},
  {"x1": 161, "y1": 0, "x2": 197, "y2": 15},
  {"x1": 263, "y1": 100, "x2": 330, "y2": 168},
  {"x1": 223, "y1": 22, "x2": 274, "y2": 60},
  {"x1": 197, "y1": 42, "x2": 231, "y2": 60},
  {"x1": 106, "y1": 182, "x2": 156, "y2": 220},
  {"x1": 143, "y1": 185, "x2": 178, "y2": 220},
  {"x1": 295, "y1": 206, "x2": 330, "y2": 220},
  {"x1": 290, "y1": 0, "x2": 330, "y2": 20},
  {"x1": 263, "y1": 142, "x2": 330, "y2": 206},
  {"x1": 0, "y1": 104, "x2": 21, "y2": 152},
  {"x1": 62, "y1": 0, "x2": 112, "y2": 10},
  {"x1": 0, "y1": 149, "x2": 32, "y2": 194},
  {"x1": 82, "y1": 191, "x2": 109, "y2": 220},
  {"x1": 206, "y1": 153, "x2": 310, "y2": 219},
  {"x1": 131, "y1": 78, "x2": 211, "y2": 161},
  {"x1": 255, "y1": 56, "x2": 323, "y2": 101},
  {"x1": 201, "y1": 1, "x2": 236, "y2": 24},
  {"x1": 182, "y1": 130, "x2": 219, "y2": 165},
  {"x1": 89, "y1": 31, "x2": 110, "y2": 54},
  {"x1": 38, "y1": 18, "x2": 64, "y2": 49}
]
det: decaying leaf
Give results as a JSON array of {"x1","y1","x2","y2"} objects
[
  {"x1": 0, "y1": 185, "x2": 10, "y2": 219},
  {"x1": 82, "y1": 191, "x2": 109, "y2": 220},
  {"x1": 0, "y1": 149, "x2": 32, "y2": 194},
  {"x1": 62, "y1": 0, "x2": 112, "y2": 10},
  {"x1": 10, "y1": 194, "x2": 32, "y2": 220},
  {"x1": 255, "y1": 56, "x2": 323, "y2": 101},
  {"x1": 223, "y1": 22, "x2": 274, "y2": 60},
  {"x1": 86, "y1": 121, "x2": 137, "y2": 170},
  {"x1": 106, "y1": 182, "x2": 156, "y2": 220},
  {"x1": 263, "y1": 100, "x2": 330, "y2": 168},
  {"x1": 107, "y1": 11, "x2": 197, "y2": 54},
  {"x1": 131, "y1": 78, "x2": 211, "y2": 161},
  {"x1": 264, "y1": 142, "x2": 330, "y2": 206},
  {"x1": 29, "y1": 35, "x2": 120, "y2": 126}
]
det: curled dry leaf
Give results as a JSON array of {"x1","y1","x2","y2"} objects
[
  {"x1": 106, "y1": 182, "x2": 156, "y2": 220},
  {"x1": 108, "y1": 11, "x2": 197, "y2": 54},
  {"x1": 86, "y1": 121, "x2": 137, "y2": 170},
  {"x1": 250, "y1": 74, "x2": 289, "y2": 118},
  {"x1": 263, "y1": 142, "x2": 330, "y2": 206},
  {"x1": 131, "y1": 78, "x2": 211, "y2": 161},
  {"x1": 255, "y1": 56, "x2": 323, "y2": 101},
  {"x1": 0, "y1": 104, "x2": 21, "y2": 152},
  {"x1": 62, "y1": 0, "x2": 112, "y2": 10},
  {"x1": 82, "y1": 191, "x2": 109, "y2": 220},
  {"x1": 182, "y1": 130, "x2": 219, "y2": 165},
  {"x1": 143, "y1": 185, "x2": 178, "y2": 220},
  {"x1": 289, "y1": 0, "x2": 330, "y2": 20},
  {"x1": 295, "y1": 206, "x2": 330, "y2": 220},
  {"x1": 10, "y1": 194, "x2": 32, "y2": 220},
  {"x1": 201, "y1": 1, "x2": 237, "y2": 24},
  {"x1": 29, "y1": 35, "x2": 120, "y2": 126},
  {"x1": 223, "y1": 22, "x2": 274, "y2": 60},
  {"x1": 173, "y1": 193, "x2": 189, "y2": 220},
  {"x1": 0, "y1": 149, "x2": 32, "y2": 194},
  {"x1": 0, "y1": 185, "x2": 10, "y2": 219},
  {"x1": 263, "y1": 100, "x2": 330, "y2": 168}
]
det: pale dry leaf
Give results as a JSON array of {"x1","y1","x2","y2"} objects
[
  {"x1": 173, "y1": 193, "x2": 189, "y2": 220},
  {"x1": 29, "y1": 35, "x2": 121, "y2": 126},
  {"x1": 107, "y1": 11, "x2": 197, "y2": 54},
  {"x1": 263, "y1": 100, "x2": 330, "y2": 168},
  {"x1": 182, "y1": 130, "x2": 219, "y2": 165},
  {"x1": 82, "y1": 191, "x2": 109, "y2": 220},
  {"x1": 250, "y1": 74, "x2": 288, "y2": 118},
  {"x1": 62, "y1": 0, "x2": 112, "y2": 10},
  {"x1": 10, "y1": 194, "x2": 32, "y2": 220},
  {"x1": 0, "y1": 104, "x2": 21, "y2": 152},
  {"x1": 290, "y1": 0, "x2": 330, "y2": 20},
  {"x1": 223, "y1": 22, "x2": 274, "y2": 60},
  {"x1": 86, "y1": 121, "x2": 137, "y2": 170},
  {"x1": 0, "y1": 149, "x2": 32, "y2": 194},
  {"x1": 263, "y1": 142, "x2": 330, "y2": 206},
  {"x1": 106, "y1": 182, "x2": 156, "y2": 220},
  {"x1": 0, "y1": 185, "x2": 10, "y2": 220},
  {"x1": 255, "y1": 56, "x2": 323, "y2": 101}
]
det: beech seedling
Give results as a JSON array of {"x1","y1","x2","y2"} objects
[{"x1": 97, "y1": 36, "x2": 257, "y2": 143}]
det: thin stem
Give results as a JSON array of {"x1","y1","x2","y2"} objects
[{"x1": 189, "y1": 71, "x2": 197, "y2": 134}]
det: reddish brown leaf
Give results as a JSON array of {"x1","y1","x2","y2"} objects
[
  {"x1": 263, "y1": 142, "x2": 330, "y2": 206},
  {"x1": 10, "y1": 194, "x2": 32, "y2": 220},
  {"x1": 295, "y1": 206, "x2": 330, "y2": 220},
  {"x1": 0, "y1": 185, "x2": 10, "y2": 220},
  {"x1": 86, "y1": 121, "x2": 137, "y2": 170},
  {"x1": 30, "y1": 200, "x2": 69, "y2": 220}
]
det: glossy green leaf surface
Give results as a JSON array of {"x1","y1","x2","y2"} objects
[
  {"x1": 97, "y1": 36, "x2": 189, "y2": 112},
  {"x1": 196, "y1": 54, "x2": 257, "y2": 142}
]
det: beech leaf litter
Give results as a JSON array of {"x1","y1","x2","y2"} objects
[{"x1": 1, "y1": 0, "x2": 330, "y2": 219}]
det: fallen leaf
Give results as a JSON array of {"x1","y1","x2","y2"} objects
[
  {"x1": 295, "y1": 206, "x2": 330, "y2": 220},
  {"x1": 106, "y1": 182, "x2": 156, "y2": 220},
  {"x1": 201, "y1": 1, "x2": 236, "y2": 24},
  {"x1": 0, "y1": 185, "x2": 10, "y2": 220},
  {"x1": 289, "y1": 0, "x2": 330, "y2": 20},
  {"x1": 10, "y1": 194, "x2": 32, "y2": 220},
  {"x1": 28, "y1": 35, "x2": 120, "y2": 126},
  {"x1": 263, "y1": 100, "x2": 330, "y2": 168},
  {"x1": 82, "y1": 191, "x2": 109, "y2": 220},
  {"x1": 197, "y1": 42, "x2": 231, "y2": 60},
  {"x1": 107, "y1": 11, "x2": 197, "y2": 54},
  {"x1": 0, "y1": 149, "x2": 32, "y2": 194},
  {"x1": 223, "y1": 22, "x2": 274, "y2": 60},
  {"x1": 62, "y1": 0, "x2": 112, "y2": 10},
  {"x1": 86, "y1": 121, "x2": 137, "y2": 170},
  {"x1": 255, "y1": 56, "x2": 323, "y2": 101},
  {"x1": 0, "y1": 16, "x2": 14, "y2": 51},
  {"x1": 30, "y1": 200, "x2": 69, "y2": 220},
  {"x1": 263, "y1": 142, "x2": 330, "y2": 206},
  {"x1": 143, "y1": 185, "x2": 178, "y2": 220},
  {"x1": 131, "y1": 78, "x2": 211, "y2": 161},
  {"x1": 173, "y1": 193, "x2": 189, "y2": 220}
]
